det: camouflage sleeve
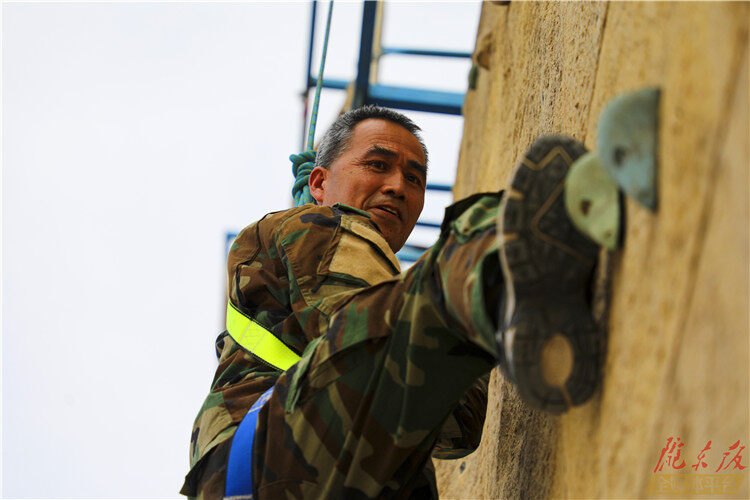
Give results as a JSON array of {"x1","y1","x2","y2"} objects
[
  {"x1": 226, "y1": 202, "x2": 400, "y2": 352},
  {"x1": 432, "y1": 372, "x2": 490, "y2": 459},
  {"x1": 271, "y1": 203, "x2": 401, "y2": 342}
]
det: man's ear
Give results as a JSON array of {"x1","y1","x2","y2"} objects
[{"x1": 308, "y1": 166, "x2": 327, "y2": 205}]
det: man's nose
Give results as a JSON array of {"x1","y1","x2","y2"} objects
[{"x1": 381, "y1": 169, "x2": 406, "y2": 198}]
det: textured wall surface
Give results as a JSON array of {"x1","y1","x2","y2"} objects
[{"x1": 434, "y1": 2, "x2": 749, "y2": 498}]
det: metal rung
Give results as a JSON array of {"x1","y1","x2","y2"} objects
[
  {"x1": 367, "y1": 84, "x2": 464, "y2": 115},
  {"x1": 426, "y1": 183, "x2": 452, "y2": 192},
  {"x1": 415, "y1": 221, "x2": 441, "y2": 229},
  {"x1": 308, "y1": 76, "x2": 350, "y2": 90},
  {"x1": 310, "y1": 77, "x2": 465, "y2": 117},
  {"x1": 380, "y1": 46, "x2": 472, "y2": 59},
  {"x1": 306, "y1": 82, "x2": 465, "y2": 116}
]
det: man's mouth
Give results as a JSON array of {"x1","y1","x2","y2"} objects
[{"x1": 370, "y1": 205, "x2": 401, "y2": 221}]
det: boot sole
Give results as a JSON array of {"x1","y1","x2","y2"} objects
[{"x1": 498, "y1": 136, "x2": 601, "y2": 414}]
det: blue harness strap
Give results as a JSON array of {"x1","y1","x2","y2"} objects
[{"x1": 225, "y1": 386, "x2": 275, "y2": 499}]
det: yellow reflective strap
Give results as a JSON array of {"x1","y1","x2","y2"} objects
[{"x1": 226, "y1": 301, "x2": 301, "y2": 371}]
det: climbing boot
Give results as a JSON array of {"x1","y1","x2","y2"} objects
[{"x1": 497, "y1": 135, "x2": 602, "y2": 414}]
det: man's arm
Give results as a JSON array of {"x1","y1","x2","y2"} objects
[{"x1": 182, "y1": 204, "x2": 400, "y2": 496}]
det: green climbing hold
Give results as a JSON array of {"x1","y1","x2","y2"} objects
[
  {"x1": 564, "y1": 151, "x2": 622, "y2": 250},
  {"x1": 596, "y1": 87, "x2": 660, "y2": 211}
]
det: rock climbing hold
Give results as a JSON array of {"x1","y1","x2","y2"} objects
[
  {"x1": 564, "y1": 151, "x2": 622, "y2": 250},
  {"x1": 596, "y1": 87, "x2": 660, "y2": 210}
]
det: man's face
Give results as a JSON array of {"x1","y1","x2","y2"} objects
[{"x1": 309, "y1": 118, "x2": 427, "y2": 252}]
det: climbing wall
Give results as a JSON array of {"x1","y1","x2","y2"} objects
[{"x1": 434, "y1": 2, "x2": 749, "y2": 498}]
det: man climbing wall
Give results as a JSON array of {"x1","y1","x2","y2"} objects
[{"x1": 181, "y1": 105, "x2": 603, "y2": 499}]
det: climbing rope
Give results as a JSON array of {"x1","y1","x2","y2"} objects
[
  {"x1": 292, "y1": 0, "x2": 334, "y2": 206},
  {"x1": 290, "y1": 150, "x2": 317, "y2": 205}
]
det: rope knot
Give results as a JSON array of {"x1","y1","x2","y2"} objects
[{"x1": 290, "y1": 150, "x2": 317, "y2": 206}]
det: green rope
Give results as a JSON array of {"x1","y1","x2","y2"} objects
[
  {"x1": 290, "y1": 150, "x2": 316, "y2": 205},
  {"x1": 292, "y1": 1, "x2": 333, "y2": 206}
]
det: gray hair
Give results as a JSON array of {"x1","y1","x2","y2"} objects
[{"x1": 314, "y1": 105, "x2": 429, "y2": 171}]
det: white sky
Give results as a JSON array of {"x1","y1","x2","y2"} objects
[{"x1": 1, "y1": 1, "x2": 481, "y2": 497}]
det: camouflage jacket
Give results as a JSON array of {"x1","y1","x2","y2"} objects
[{"x1": 182, "y1": 203, "x2": 489, "y2": 495}]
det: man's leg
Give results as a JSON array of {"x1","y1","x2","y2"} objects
[{"x1": 252, "y1": 192, "x2": 504, "y2": 498}]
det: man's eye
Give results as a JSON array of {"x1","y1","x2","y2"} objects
[
  {"x1": 407, "y1": 175, "x2": 422, "y2": 186},
  {"x1": 369, "y1": 161, "x2": 387, "y2": 170}
]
